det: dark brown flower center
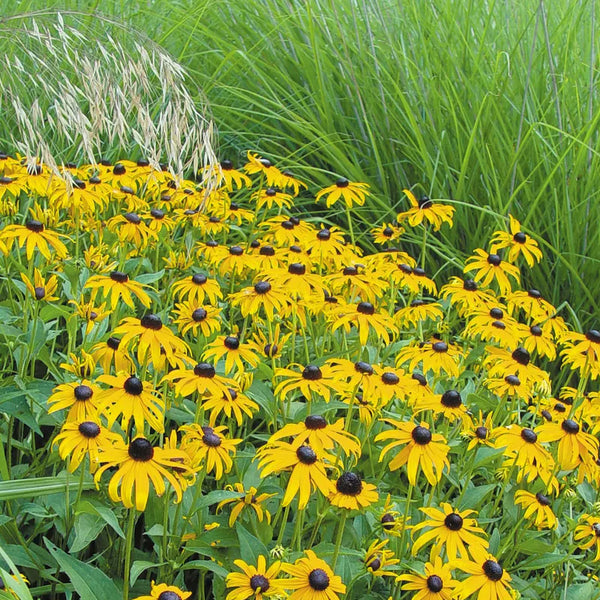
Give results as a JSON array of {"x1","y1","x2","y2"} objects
[
  {"x1": 512, "y1": 347, "x2": 530, "y2": 365},
  {"x1": 229, "y1": 245, "x2": 243, "y2": 256},
  {"x1": 475, "y1": 426, "x2": 488, "y2": 439},
  {"x1": 224, "y1": 336, "x2": 240, "y2": 350},
  {"x1": 427, "y1": 575, "x2": 443, "y2": 592},
  {"x1": 34, "y1": 286, "x2": 46, "y2": 300},
  {"x1": 441, "y1": 390, "x2": 462, "y2": 408},
  {"x1": 317, "y1": 228, "x2": 331, "y2": 241},
  {"x1": 107, "y1": 336, "x2": 121, "y2": 350},
  {"x1": 381, "y1": 372, "x2": 399, "y2": 385},
  {"x1": 192, "y1": 308, "x2": 208, "y2": 321},
  {"x1": 381, "y1": 513, "x2": 395, "y2": 529},
  {"x1": 483, "y1": 560, "x2": 503, "y2": 581},
  {"x1": 296, "y1": 445, "x2": 317, "y2": 465},
  {"x1": 505, "y1": 375, "x2": 520, "y2": 386},
  {"x1": 124, "y1": 212, "x2": 141, "y2": 224},
  {"x1": 357, "y1": 301, "x2": 375, "y2": 315},
  {"x1": 113, "y1": 163, "x2": 126, "y2": 175},
  {"x1": 194, "y1": 363, "x2": 215, "y2": 378},
  {"x1": 412, "y1": 426, "x2": 432, "y2": 445},
  {"x1": 260, "y1": 245, "x2": 275, "y2": 256},
  {"x1": 158, "y1": 592, "x2": 181, "y2": 600},
  {"x1": 355, "y1": 361, "x2": 373, "y2": 375},
  {"x1": 26, "y1": 219, "x2": 44, "y2": 232},
  {"x1": 367, "y1": 557, "x2": 381, "y2": 571},
  {"x1": 487, "y1": 253, "x2": 502, "y2": 266},
  {"x1": 249, "y1": 575, "x2": 270, "y2": 592},
  {"x1": 530, "y1": 325, "x2": 542, "y2": 336},
  {"x1": 308, "y1": 568, "x2": 330, "y2": 590},
  {"x1": 432, "y1": 341, "x2": 448, "y2": 353},
  {"x1": 489, "y1": 307, "x2": 503, "y2": 319},
  {"x1": 124, "y1": 377, "x2": 143, "y2": 395},
  {"x1": 463, "y1": 279, "x2": 478, "y2": 291},
  {"x1": 110, "y1": 271, "x2": 129, "y2": 283},
  {"x1": 78, "y1": 421, "x2": 101, "y2": 438},
  {"x1": 335, "y1": 177, "x2": 349, "y2": 188},
  {"x1": 192, "y1": 273, "x2": 208, "y2": 285},
  {"x1": 561, "y1": 419, "x2": 580, "y2": 434},
  {"x1": 302, "y1": 365, "x2": 323, "y2": 380},
  {"x1": 336, "y1": 472, "x2": 362, "y2": 495},
  {"x1": 140, "y1": 314, "x2": 163, "y2": 330},
  {"x1": 254, "y1": 281, "x2": 271, "y2": 294},
  {"x1": 521, "y1": 428, "x2": 537, "y2": 443},
  {"x1": 513, "y1": 232, "x2": 527, "y2": 243},
  {"x1": 288, "y1": 262, "x2": 306, "y2": 275},
  {"x1": 305, "y1": 415, "x2": 327, "y2": 429},
  {"x1": 586, "y1": 329, "x2": 600, "y2": 344},
  {"x1": 74, "y1": 385, "x2": 93, "y2": 401},
  {"x1": 202, "y1": 428, "x2": 222, "y2": 447},
  {"x1": 536, "y1": 492, "x2": 551, "y2": 506},
  {"x1": 151, "y1": 208, "x2": 165, "y2": 219},
  {"x1": 128, "y1": 437, "x2": 154, "y2": 461},
  {"x1": 444, "y1": 512, "x2": 463, "y2": 530}
]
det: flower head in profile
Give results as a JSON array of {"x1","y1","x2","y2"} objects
[
  {"x1": 363, "y1": 539, "x2": 399, "y2": 577},
  {"x1": 217, "y1": 483, "x2": 276, "y2": 528},
  {"x1": 21, "y1": 268, "x2": 59, "y2": 302},
  {"x1": 316, "y1": 177, "x2": 370, "y2": 208},
  {"x1": 397, "y1": 188, "x2": 455, "y2": 231},
  {"x1": 574, "y1": 514, "x2": 600, "y2": 561},
  {"x1": 283, "y1": 550, "x2": 346, "y2": 600},
  {"x1": 514, "y1": 490, "x2": 557, "y2": 529},
  {"x1": 226, "y1": 555, "x2": 287, "y2": 600}
]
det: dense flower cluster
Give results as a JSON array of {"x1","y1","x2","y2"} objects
[{"x1": 0, "y1": 150, "x2": 598, "y2": 599}]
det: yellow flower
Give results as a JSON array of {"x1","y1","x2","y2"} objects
[
  {"x1": 0, "y1": 220, "x2": 68, "y2": 260},
  {"x1": 453, "y1": 547, "x2": 514, "y2": 600},
  {"x1": 490, "y1": 214, "x2": 543, "y2": 266},
  {"x1": 329, "y1": 471, "x2": 379, "y2": 510},
  {"x1": 20, "y1": 268, "x2": 59, "y2": 302},
  {"x1": 47, "y1": 380, "x2": 101, "y2": 422},
  {"x1": 397, "y1": 556, "x2": 458, "y2": 600},
  {"x1": 315, "y1": 177, "x2": 370, "y2": 208},
  {"x1": 225, "y1": 555, "x2": 287, "y2": 600},
  {"x1": 217, "y1": 483, "x2": 276, "y2": 528},
  {"x1": 282, "y1": 550, "x2": 346, "y2": 600},
  {"x1": 133, "y1": 582, "x2": 192, "y2": 600},
  {"x1": 514, "y1": 490, "x2": 557, "y2": 529},
  {"x1": 397, "y1": 188, "x2": 455, "y2": 231},
  {"x1": 463, "y1": 249, "x2": 520, "y2": 297},
  {"x1": 84, "y1": 271, "x2": 152, "y2": 311}
]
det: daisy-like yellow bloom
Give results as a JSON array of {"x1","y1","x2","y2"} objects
[
  {"x1": 97, "y1": 373, "x2": 165, "y2": 434},
  {"x1": 490, "y1": 214, "x2": 542, "y2": 267},
  {"x1": 463, "y1": 306, "x2": 522, "y2": 349},
  {"x1": 84, "y1": 243, "x2": 118, "y2": 274},
  {"x1": 326, "y1": 358, "x2": 379, "y2": 397},
  {"x1": 269, "y1": 415, "x2": 360, "y2": 457},
  {"x1": 114, "y1": 314, "x2": 191, "y2": 370},
  {"x1": 49, "y1": 178, "x2": 104, "y2": 214},
  {"x1": 377, "y1": 494, "x2": 409, "y2": 536},
  {"x1": 20, "y1": 268, "x2": 60, "y2": 302},
  {"x1": 217, "y1": 483, "x2": 276, "y2": 528},
  {"x1": 464, "y1": 412, "x2": 497, "y2": 451},
  {"x1": 463, "y1": 249, "x2": 520, "y2": 297},
  {"x1": 225, "y1": 555, "x2": 287, "y2": 600},
  {"x1": 210, "y1": 159, "x2": 252, "y2": 190},
  {"x1": 266, "y1": 262, "x2": 327, "y2": 300},
  {"x1": 229, "y1": 280, "x2": 289, "y2": 320},
  {"x1": 145, "y1": 207, "x2": 175, "y2": 233},
  {"x1": 171, "y1": 273, "x2": 222, "y2": 305},
  {"x1": 514, "y1": 490, "x2": 557, "y2": 529},
  {"x1": 279, "y1": 169, "x2": 308, "y2": 195},
  {"x1": 0, "y1": 174, "x2": 27, "y2": 199},
  {"x1": 162, "y1": 362, "x2": 237, "y2": 400},
  {"x1": 439, "y1": 277, "x2": 496, "y2": 317},
  {"x1": 494, "y1": 425, "x2": 554, "y2": 471},
  {"x1": 574, "y1": 515, "x2": 600, "y2": 561},
  {"x1": 520, "y1": 324, "x2": 556, "y2": 360},
  {"x1": 250, "y1": 321, "x2": 291, "y2": 360},
  {"x1": 47, "y1": 380, "x2": 101, "y2": 422},
  {"x1": 560, "y1": 328, "x2": 600, "y2": 379},
  {"x1": 397, "y1": 556, "x2": 458, "y2": 600},
  {"x1": 243, "y1": 151, "x2": 283, "y2": 187},
  {"x1": 180, "y1": 424, "x2": 241, "y2": 480},
  {"x1": 411, "y1": 504, "x2": 488, "y2": 560},
  {"x1": 203, "y1": 335, "x2": 261, "y2": 374},
  {"x1": 505, "y1": 288, "x2": 555, "y2": 322},
  {"x1": 0, "y1": 220, "x2": 68, "y2": 260},
  {"x1": 84, "y1": 271, "x2": 152, "y2": 311},
  {"x1": 133, "y1": 582, "x2": 191, "y2": 600},
  {"x1": 453, "y1": 546, "x2": 514, "y2": 600},
  {"x1": 388, "y1": 263, "x2": 437, "y2": 295},
  {"x1": 220, "y1": 200, "x2": 255, "y2": 226},
  {"x1": 95, "y1": 436, "x2": 193, "y2": 511},
  {"x1": 316, "y1": 177, "x2": 370, "y2": 208},
  {"x1": 252, "y1": 187, "x2": 294, "y2": 211},
  {"x1": 375, "y1": 420, "x2": 450, "y2": 486},
  {"x1": 172, "y1": 302, "x2": 222, "y2": 338},
  {"x1": 416, "y1": 390, "x2": 471, "y2": 424},
  {"x1": 329, "y1": 471, "x2": 378, "y2": 510},
  {"x1": 203, "y1": 386, "x2": 259, "y2": 426},
  {"x1": 274, "y1": 363, "x2": 347, "y2": 403},
  {"x1": 283, "y1": 550, "x2": 346, "y2": 600},
  {"x1": 536, "y1": 418, "x2": 599, "y2": 471},
  {"x1": 214, "y1": 245, "x2": 257, "y2": 278},
  {"x1": 257, "y1": 441, "x2": 336, "y2": 509},
  {"x1": 397, "y1": 189, "x2": 455, "y2": 231},
  {"x1": 53, "y1": 418, "x2": 122, "y2": 473},
  {"x1": 484, "y1": 374, "x2": 531, "y2": 402},
  {"x1": 60, "y1": 350, "x2": 97, "y2": 379},
  {"x1": 91, "y1": 336, "x2": 133, "y2": 375},
  {"x1": 301, "y1": 226, "x2": 348, "y2": 267},
  {"x1": 326, "y1": 264, "x2": 389, "y2": 303},
  {"x1": 484, "y1": 346, "x2": 551, "y2": 393},
  {"x1": 371, "y1": 222, "x2": 404, "y2": 245},
  {"x1": 363, "y1": 539, "x2": 399, "y2": 577},
  {"x1": 395, "y1": 339, "x2": 463, "y2": 379},
  {"x1": 330, "y1": 301, "x2": 398, "y2": 346},
  {"x1": 162, "y1": 249, "x2": 195, "y2": 271},
  {"x1": 371, "y1": 366, "x2": 412, "y2": 407},
  {"x1": 106, "y1": 211, "x2": 157, "y2": 247},
  {"x1": 69, "y1": 297, "x2": 110, "y2": 335},
  {"x1": 394, "y1": 300, "x2": 444, "y2": 329}
]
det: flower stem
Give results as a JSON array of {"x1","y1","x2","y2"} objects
[
  {"x1": 331, "y1": 512, "x2": 347, "y2": 571},
  {"x1": 123, "y1": 508, "x2": 137, "y2": 600}
]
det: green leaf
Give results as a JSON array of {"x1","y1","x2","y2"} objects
[
  {"x1": 236, "y1": 524, "x2": 268, "y2": 564},
  {"x1": 69, "y1": 513, "x2": 105, "y2": 553},
  {"x1": 181, "y1": 559, "x2": 229, "y2": 578},
  {"x1": 0, "y1": 475, "x2": 94, "y2": 500},
  {"x1": 130, "y1": 560, "x2": 165, "y2": 586},
  {"x1": 45, "y1": 539, "x2": 122, "y2": 600},
  {"x1": 136, "y1": 269, "x2": 165, "y2": 284},
  {"x1": 198, "y1": 489, "x2": 241, "y2": 508}
]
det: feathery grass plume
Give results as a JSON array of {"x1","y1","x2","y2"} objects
[{"x1": 0, "y1": 10, "x2": 217, "y2": 184}]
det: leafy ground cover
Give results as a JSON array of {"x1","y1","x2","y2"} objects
[{"x1": 0, "y1": 150, "x2": 599, "y2": 600}]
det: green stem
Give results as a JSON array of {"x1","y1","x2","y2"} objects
[
  {"x1": 123, "y1": 509, "x2": 137, "y2": 600},
  {"x1": 331, "y1": 512, "x2": 347, "y2": 571}
]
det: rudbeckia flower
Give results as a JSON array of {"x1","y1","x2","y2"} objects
[
  {"x1": 266, "y1": 262, "x2": 327, "y2": 299},
  {"x1": 172, "y1": 302, "x2": 222, "y2": 338},
  {"x1": 243, "y1": 152, "x2": 283, "y2": 187},
  {"x1": 371, "y1": 222, "x2": 404, "y2": 245},
  {"x1": 363, "y1": 539, "x2": 399, "y2": 577},
  {"x1": 389, "y1": 263, "x2": 437, "y2": 295},
  {"x1": 453, "y1": 547, "x2": 514, "y2": 600},
  {"x1": 0, "y1": 174, "x2": 27, "y2": 199},
  {"x1": 95, "y1": 436, "x2": 193, "y2": 511},
  {"x1": 463, "y1": 249, "x2": 520, "y2": 297},
  {"x1": 49, "y1": 178, "x2": 104, "y2": 214},
  {"x1": 505, "y1": 288, "x2": 555, "y2": 321},
  {"x1": 395, "y1": 339, "x2": 463, "y2": 379},
  {"x1": 229, "y1": 281, "x2": 289, "y2": 320},
  {"x1": 283, "y1": 550, "x2": 346, "y2": 600},
  {"x1": 107, "y1": 211, "x2": 157, "y2": 247},
  {"x1": 171, "y1": 273, "x2": 222, "y2": 305},
  {"x1": 69, "y1": 298, "x2": 110, "y2": 335},
  {"x1": 202, "y1": 387, "x2": 259, "y2": 426},
  {"x1": 257, "y1": 441, "x2": 336, "y2": 509},
  {"x1": 20, "y1": 268, "x2": 60, "y2": 302},
  {"x1": 0, "y1": 220, "x2": 68, "y2": 260},
  {"x1": 330, "y1": 301, "x2": 398, "y2": 346},
  {"x1": 217, "y1": 483, "x2": 276, "y2": 528},
  {"x1": 536, "y1": 418, "x2": 599, "y2": 470},
  {"x1": 162, "y1": 363, "x2": 237, "y2": 400},
  {"x1": 326, "y1": 264, "x2": 389, "y2": 303},
  {"x1": 494, "y1": 425, "x2": 554, "y2": 471},
  {"x1": 397, "y1": 556, "x2": 458, "y2": 600},
  {"x1": 484, "y1": 346, "x2": 551, "y2": 393},
  {"x1": 329, "y1": 471, "x2": 378, "y2": 510},
  {"x1": 316, "y1": 177, "x2": 370, "y2": 208},
  {"x1": 274, "y1": 363, "x2": 347, "y2": 403},
  {"x1": 519, "y1": 324, "x2": 556, "y2": 360},
  {"x1": 375, "y1": 420, "x2": 450, "y2": 486},
  {"x1": 574, "y1": 515, "x2": 600, "y2": 561},
  {"x1": 394, "y1": 299, "x2": 444, "y2": 329},
  {"x1": 560, "y1": 328, "x2": 600, "y2": 379},
  {"x1": 279, "y1": 169, "x2": 308, "y2": 195},
  {"x1": 133, "y1": 582, "x2": 192, "y2": 600},
  {"x1": 47, "y1": 380, "x2": 101, "y2": 422},
  {"x1": 514, "y1": 490, "x2": 557, "y2": 529},
  {"x1": 203, "y1": 335, "x2": 261, "y2": 374},
  {"x1": 397, "y1": 188, "x2": 455, "y2": 231},
  {"x1": 84, "y1": 271, "x2": 152, "y2": 311},
  {"x1": 252, "y1": 187, "x2": 294, "y2": 211},
  {"x1": 439, "y1": 277, "x2": 496, "y2": 316},
  {"x1": 225, "y1": 555, "x2": 287, "y2": 600},
  {"x1": 484, "y1": 374, "x2": 531, "y2": 402},
  {"x1": 415, "y1": 390, "x2": 471, "y2": 424},
  {"x1": 411, "y1": 503, "x2": 489, "y2": 560},
  {"x1": 91, "y1": 336, "x2": 133, "y2": 375},
  {"x1": 490, "y1": 214, "x2": 542, "y2": 266}
]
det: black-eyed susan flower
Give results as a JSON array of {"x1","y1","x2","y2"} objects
[
  {"x1": 394, "y1": 299, "x2": 444, "y2": 329},
  {"x1": 0, "y1": 174, "x2": 26, "y2": 199},
  {"x1": 180, "y1": 424, "x2": 241, "y2": 480},
  {"x1": 203, "y1": 387, "x2": 259, "y2": 426},
  {"x1": 395, "y1": 339, "x2": 463, "y2": 379},
  {"x1": 464, "y1": 412, "x2": 497, "y2": 451},
  {"x1": 257, "y1": 442, "x2": 335, "y2": 509},
  {"x1": 574, "y1": 515, "x2": 600, "y2": 561},
  {"x1": 377, "y1": 494, "x2": 409, "y2": 537},
  {"x1": 97, "y1": 374, "x2": 165, "y2": 434},
  {"x1": 0, "y1": 220, "x2": 68, "y2": 260},
  {"x1": 69, "y1": 297, "x2": 110, "y2": 335},
  {"x1": 326, "y1": 264, "x2": 388, "y2": 304},
  {"x1": 203, "y1": 335, "x2": 261, "y2": 374},
  {"x1": 363, "y1": 538, "x2": 399, "y2": 577},
  {"x1": 439, "y1": 277, "x2": 496, "y2": 317},
  {"x1": 279, "y1": 169, "x2": 307, "y2": 195},
  {"x1": 371, "y1": 366, "x2": 412, "y2": 407},
  {"x1": 229, "y1": 280, "x2": 289, "y2": 320},
  {"x1": 275, "y1": 363, "x2": 347, "y2": 403},
  {"x1": 520, "y1": 324, "x2": 556, "y2": 360},
  {"x1": 301, "y1": 226, "x2": 347, "y2": 265},
  {"x1": 106, "y1": 211, "x2": 157, "y2": 247},
  {"x1": 172, "y1": 302, "x2": 222, "y2": 338},
  {"x1": 505, "y1": 288, "x2": 555, "y2": 322},
  {"x1": 171, "y1": 273, "x2": 222, "y2": 305},
  {"x1": 411, "y1": 504, "x2": 488, "y2": 560},
  {"x1": 225, "y1": 555, "x2": 287, "y2": 600},
  {"x1": 463, "y1": 249, "x2": 520, "y2": 297},
  {"x1": 283, "y1": 550, "x2": 346, "y2": 600},
  {"x1": 326, "y1": 358, "x2": 378, "y2": 397},
  {"x1": 266, "y1": 262, "x2": 327, "y2": 299},
  {"x1": 133, "y1": 582, "x2": 191, "y2": 600},
  {"x1": 375, "y1": 420, "x2": 450, "y2": 486},
  {"x1": 389, "y1": 263, "x2": 437, "y2": 295},
  {"x1": 316, "y1": 177, "x2": 370, "y2": 208},
  {"x1": 91, "y1": 337, "x2": 133, "y2": 375},
  {"x1": 536, "y1": 418, "x2": 599, "y2": 471},
  {"x1": 397, "y1": 556, "x2": 458, "y2": 600},
  {"x1": 53, "y1": 419, "x2": 122, "y2": 473},
  {"x1": 114, "y1": 314, "x2": 191, "y2": 370},
  {"x1": 84, "y1": 271, "x2": 152, "y2": 311},
  {"x1": 20, "y1": 268, "x2": 60, "y2": 302},
  {"x1": 162, "y1": 363, "x2": 237, "y2": 400},
  {"x1": 514, "y1": 490, "x2": 557, "y2": 529},
  {"x1": 453, "y1": 547, "x2": 514, "y2": 600},
  {"x1": 211, "y1": 159, "x2": 252, "y2": 190},
  {"x1": 330, "y1": 301, "x2": 398, "y2": 346},
  {"x1": 560, "y1": 329, "x2": 600, "y2": 380},
  {"x1": 463, "y1": 306, "x2": 522, "y2": 349},
  {"x1": 484, "y1": 346, "x2": 551, "y2": 393},
  {"x1": 329, "y1": 471, "x2": 378, "y2": 510},
  {"x1": 217, "y1": 483, "x2": 276, "y2": 528},
  {"x1": 243, "y1": 152, "x2": 283, "y2": 187},
  {"x1": 398, "y1": 188, "x2": 455, "y2": 231},
  {"x1": 252, "y1": 187, "x2": 294, "y2": 211},
  {"x1": 95, "y1": 436, "x2": 192, "y2": 511},
  {"x1": 490, "y1": 214, "x2": 542, "y2": 267},
  {"x1": 371, "y1": 222, "x2": 404, "y2": 245},
  {"x1": 47, "y1": 380, "x2": 101, "y2": 422},
  {"x1": 416, "y1": 390, "x2": 471, "y2": 424},
  {"x1": 494, "y1": 425, "x2": 554, "y2": 471},
  {"x1": 60, "y1": 350, "x2": 97, "y2": 379}
]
